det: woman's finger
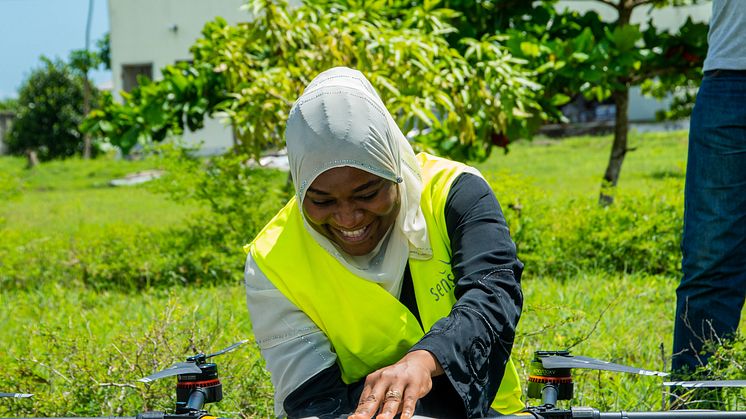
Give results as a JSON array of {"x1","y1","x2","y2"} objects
[
  {"x1": 375, "y1": 388, "x2": 404, "y2": 419},
  {"x1": 398, "y1": 387, "x2": 418, "y2": 419},
  {"x1": 350, "y1": 384, "x2": 384, "y2": 418}
]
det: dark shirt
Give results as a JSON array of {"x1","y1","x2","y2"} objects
[{"x1": 284, "y1": 173, "x2": 524, "y2": 418}]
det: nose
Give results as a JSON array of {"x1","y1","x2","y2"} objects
[{"x1": 332, "y1": 201, "x2": 364, "y2": 229}]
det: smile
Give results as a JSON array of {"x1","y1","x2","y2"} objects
[{"x1": 333, "y1": 224, "x2": 371, "y2": 242}]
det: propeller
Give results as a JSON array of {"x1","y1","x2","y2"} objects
[
  {"x1": 0, "y1": 392, "x2": 33, "y2": 398},
  {"x1": 138, "y1": 339, "x2": 249, "y2": 383},
  {"x1": 139, "y1": 362, "x2": 203, "y2": 383},
  {"x1": 201, "y1": 340, "x2": 248, "y2": 359},
  {"x1": 536, "y1": 351, "x2": 669, "y2": 377},
  {"x1": 664, "y1": 380, "x2": 746, "y2": 388}
]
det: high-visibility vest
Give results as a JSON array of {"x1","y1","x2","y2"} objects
[{"x1": 246, "y1": 153, "x2": 523, "y2": 414}]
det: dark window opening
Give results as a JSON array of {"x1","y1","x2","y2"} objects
[{"x1": 122, "y1": 63, "x2": 153, "y2": 92}]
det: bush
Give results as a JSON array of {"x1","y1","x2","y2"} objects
[
  {"x1": 487, "y1": 171, "x2": 684, "y2": 279},
  {"x1": 666, "y1": 334, "x2": 746, "y2": 410}
]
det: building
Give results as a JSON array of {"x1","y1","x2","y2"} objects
[{"x1": 108, "y1": 0, "x2": 246, "y2": 154}]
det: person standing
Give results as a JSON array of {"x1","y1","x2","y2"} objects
[{"x1": 673, "y1": 0, "x2": 746, "y2": 377}]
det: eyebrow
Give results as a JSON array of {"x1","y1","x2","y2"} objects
[{"x1": 307, "y1": 179, "x2": 384, "y2": 195}]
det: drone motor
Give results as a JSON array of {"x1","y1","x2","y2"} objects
[{"x1": 528, "y1": 350, "x2": 574, "y2": 405}]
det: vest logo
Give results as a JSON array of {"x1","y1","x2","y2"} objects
[{"x1": 429, "y1": 260, "x2": 456, "y2": 302}]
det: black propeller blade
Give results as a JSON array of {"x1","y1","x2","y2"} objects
[
  {"x1": 0, "y1": 392, "x2": 33, "y2": 398},
  {"x1": 538, "y1": 354, "x2": 669, "y2": 377},
  {"x1": 138, "y1": 362, "x2": 202, "y2": 383},
  {"x1": 204, "y1": 339, "x2": 249, "y2": 359},
  {"x1": 139, "y1": 340, "x2": 249, "y2": 383},
  {"x1": 664, "y1": 380, "x2": 746, "y2": 388}
]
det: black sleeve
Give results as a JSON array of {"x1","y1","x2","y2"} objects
[
  {"x1": 410, "y1": 172, "x2": 524, "y2": 417},
  {"x1": 284, "y1": 362, "x2": 364, "y2": 419}
]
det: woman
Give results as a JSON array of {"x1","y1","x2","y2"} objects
[{"x1": 244, "y1": 67, "x2": 524, "y2": 418}]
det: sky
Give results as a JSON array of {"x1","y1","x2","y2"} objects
[{"x1": 0, "y1": 0, "x2": 111, "y2": 100}]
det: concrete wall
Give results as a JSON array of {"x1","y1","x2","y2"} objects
[
  {"x1": 108, "y1": 0, "x2": 247, "y2": 154},
  {"x1": 557, "y1": 1, "x2": 712, "y2": 122}
]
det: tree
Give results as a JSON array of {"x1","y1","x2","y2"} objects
[
  {"x1": 421, "y1": 0, "x2": 706, "y2": 203},
  {"x1": 501, "y1": 1, "x2": 707, "y2": 204},
  {"x1": 83, "y1": 0, "x2": 545, "y2": 162},
  {"x1": 6, "y1": 58, "x2": 97, "y2": 164}
]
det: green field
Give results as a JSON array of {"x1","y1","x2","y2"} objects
[{"x1": 2, "y1": 131, "x2": 743, "y2": 417}]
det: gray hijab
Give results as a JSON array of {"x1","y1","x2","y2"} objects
[{"x1": 285, "y1": 67, "x2": 432, "y2": 293}]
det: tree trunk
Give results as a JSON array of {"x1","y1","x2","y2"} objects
[
  {"x1": 599, "y1": 89, "x2": 630, "y2": 206},
  {"x1": 83, "y1": 0, "x2": 94, "y2": 159},
  {"x1": 26, "y1": 149, "x2": 39, "y2": 169},
  {"x1": 83, "y1": 74, "x2": 92, "y2": 159}
]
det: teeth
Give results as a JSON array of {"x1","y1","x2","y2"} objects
[{"x1": 339, "y1": 226, "x2": 366, "y2": 239}]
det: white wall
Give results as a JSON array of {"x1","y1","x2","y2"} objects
[
  {"x1": 108, "y1": 0, "x2": 247, "y2": 154},
  {"x1": 555, "y1": 1, "x2": 711, "y2": 30},
  {"x1": 556, "y1": 1, "x2": 712, "y2": 122}
]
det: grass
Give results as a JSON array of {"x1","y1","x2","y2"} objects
[
  {"x1": 2, "y1": 130, "x2": 743, "y2": 417},
  {"x1": 0, "y1": 155, "x2": 198, "y2": 234},
  {"x1": 0, "y1": 282, "x2": 272, "y2": 417},
  {"x1": 476, "y1": 130, "x2": 688, "y2": 199}
]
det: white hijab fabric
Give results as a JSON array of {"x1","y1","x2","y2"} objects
[{"x1": 285, "y1": 67, "x2": 432, "y2": 294}]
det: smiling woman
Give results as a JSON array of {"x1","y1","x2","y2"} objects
[{"x1": 243, "y1": 67, "x2": 525, "y2": 419}]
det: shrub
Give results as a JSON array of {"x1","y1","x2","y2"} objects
[{"x1": 488, "y1": 171, "x2": 684, "y2": 279}]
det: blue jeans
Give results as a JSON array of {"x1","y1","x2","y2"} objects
[{"x1": 673, "y1": 70, "x2": 746, "y2": 374}]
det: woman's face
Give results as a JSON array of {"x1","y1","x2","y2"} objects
[{"x1": 303, "y1": 166, "x2": 400, "y2": 256}]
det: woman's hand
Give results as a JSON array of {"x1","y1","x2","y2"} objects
[{"x1": 349, "y1": 350, "x2": 444, "y2": 419}]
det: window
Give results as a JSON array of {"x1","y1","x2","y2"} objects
[{"x1": 122, "y1": 63, "x2": 153, "y2": 92}]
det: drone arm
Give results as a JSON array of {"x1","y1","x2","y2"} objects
[{"x1": 496, "y1": 408, "x2": 746, "y2": 418}]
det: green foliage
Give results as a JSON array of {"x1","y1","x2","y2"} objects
[
  {"x1": 83, "y1": 0, "x2": 544, "y2": 161},
  {"x1": 435, "y1": 0, "x2": 556, "y2": 41},
  {"x1": 686, "y1": 335, "x2": 746, "y2": 410},
  {"x1": 0, "y1": 97, "x2": 18, "y2": 112},
  {"x1": 81, "y1": 62, "x2": 230, "y2": 154},
  {"x1": 96, "y1": 32, "x2": 111, "y2": 71},
  {"x1": 504, "y1": 5, "x2": 708, "y2": 123},
  {"x1": 641, "y1": 17, "x2": 709, "y2": 120},
  {"x1": 146, "y1": 144, "x2": 291, "y2": 257},
  {"x1": 6, "y1": 58, "x2": 99, "y2": 161}
]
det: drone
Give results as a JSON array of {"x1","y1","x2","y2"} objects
[{"x1": 3, "y1": 346, "x2": 746, "y2": 419}]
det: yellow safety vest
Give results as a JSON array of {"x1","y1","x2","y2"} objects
[{"x1": 246, "y1": 153, "x2": 523, "y2": 414}]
